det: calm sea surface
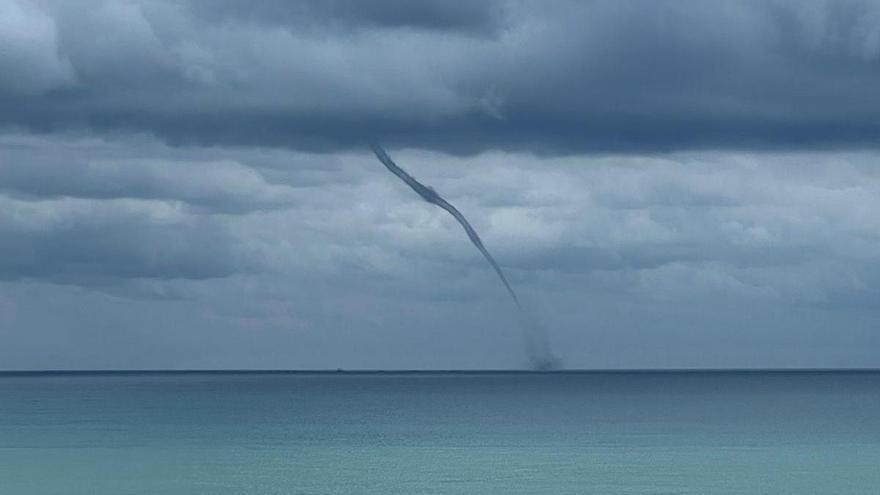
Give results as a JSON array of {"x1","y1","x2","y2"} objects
[{"x1": 1, "y1": 371, "x2": 879, "y2": 494}]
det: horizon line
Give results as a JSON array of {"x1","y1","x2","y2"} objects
[{"x1": 2, "y1": 367, "x2": 880, "y2": 375}]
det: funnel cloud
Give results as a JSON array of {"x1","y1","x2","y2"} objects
[{"x1": 371, "y1": 144, "x2": 560, "y2": 369}]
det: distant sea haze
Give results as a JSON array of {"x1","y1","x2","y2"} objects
[{"x1": 2, "y1": 370, "x2": 879, "y2": 494}]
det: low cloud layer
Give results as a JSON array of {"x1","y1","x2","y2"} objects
[
  {"x1": 2, "y1": 131, "x2": 879, "y2": 368},
  {"x1": 3, "y1": 0, "x2": 880, "y2": 153}
]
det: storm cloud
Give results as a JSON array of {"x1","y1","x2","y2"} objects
[
  {"x1": 1, "y1": 1, "x2": 879, "y2": 369},
  {"x1": 2, "y1": 0, "x2": 880, "y2": 153}
]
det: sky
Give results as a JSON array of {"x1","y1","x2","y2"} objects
[{"x1": 1, "y1": 0, "x2": 879, "y2": 370}]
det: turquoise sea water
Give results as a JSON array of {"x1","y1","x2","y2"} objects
[{"x1": 1, "y1": 371, "x2": 879, "y2": 494}]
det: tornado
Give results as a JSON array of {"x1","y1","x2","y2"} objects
[{"x1": 370, "y1": 143, "x2": 561, "y2": 370}]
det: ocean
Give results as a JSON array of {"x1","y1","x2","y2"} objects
[{"x1": 1, "y1": 371, "x2": 878, "y2": 494}]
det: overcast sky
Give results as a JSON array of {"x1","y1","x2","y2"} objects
[{"x1": 2, "y1": 0, "x2": 879, "y2": 370}]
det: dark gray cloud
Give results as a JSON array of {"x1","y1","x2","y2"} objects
[
  {"x1": 187, "y1": 0, "x2": 504, "y2": 34},
  {"x1": 0, "y1": 195, "x2": 254, "y2": 283},
  {"x1": 0, "y1": 134, "x2": 302, "y2": 288},
  {"x1": 2, "y1": 0, "x2": 880, "y2": 153},
  {"x1": 0, "y1": 152, "x2": 296, "y2": 213}
]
